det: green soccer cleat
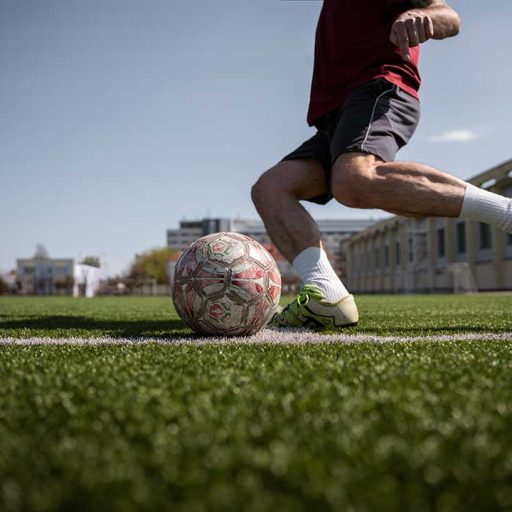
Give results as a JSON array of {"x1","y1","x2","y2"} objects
[{"x1": 270, "y1": 284, "x2": 359, "y2": 330}]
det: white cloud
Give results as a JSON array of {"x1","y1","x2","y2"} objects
[{"x1": 428, "y1": 129, "x2": 480, "y2": 143}]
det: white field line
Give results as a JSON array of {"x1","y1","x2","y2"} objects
[{"x1": 1, "y1": 330, "x2": 512, "y2": 346}]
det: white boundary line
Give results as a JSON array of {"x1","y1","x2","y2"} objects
[{"x1": 1, "y1": 330, "x2": 512, "y2": 346}]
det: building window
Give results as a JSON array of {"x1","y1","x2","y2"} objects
[
  {"x1": 395, "y1": 241, "x2": 400, "y2": 266},
  {"x1": 384, "y1": 246, "x2": 389, "y2": 268},
  {"x1": 507, "y1": 234, "x2": 512, "y2": 246},
  {"x1": 408, "y1": 238, "x2": 413, "y2": 263},
  {"x1": 456, "y1": 222, "x2": 466, "y2": 254},
  {"x1": 479, "y1": 223, "x2": 492, "y2": 249},
  {"x1": 375, "y1": 248, "x2": 380, "y2": 268},
  {"x1": 437, "y1": 228, "x2": 445, "y2": 258}
]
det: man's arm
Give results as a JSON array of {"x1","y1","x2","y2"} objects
[{"x1": 390, "y1": 0, "x2": 461, "y2": 61}]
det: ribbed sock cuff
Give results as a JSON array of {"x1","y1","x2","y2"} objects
[
  {"x1": 460, "y1": 184, "x2": 512, "y2": 232},
  {"x1": 292, "y1": 247, "x2": 349, "y2": 303}
]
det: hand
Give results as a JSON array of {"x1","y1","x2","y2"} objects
[{"x1": 390, "y1": 10, "x2": 435, "y2": 61}]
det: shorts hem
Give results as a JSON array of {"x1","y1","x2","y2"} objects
[{"x1": 331, "y1": 145, "x2": 394, "y2": 165}]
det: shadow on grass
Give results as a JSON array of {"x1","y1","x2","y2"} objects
[{"x1": 0, "y1": 316, "x2": 191, "y2": 339}]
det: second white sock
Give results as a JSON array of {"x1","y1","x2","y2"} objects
[
  {"x1": 292, "y1": 247, "x2": 349, "y2": 303},
  {"x1": 460, "y1": 184, "x2": 512, "y2": 232}
]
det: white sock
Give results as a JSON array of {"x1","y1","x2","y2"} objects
[
  {"x1": 292, "y1": 247, "x2": 349, "y2": 303},
  {"x1": 460, "y1": 184, "x2": 512, "y2": 232}
]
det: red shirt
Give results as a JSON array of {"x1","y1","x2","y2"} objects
[{"x1": 307, "y1": 0, "x2": 421, "y2": 126}]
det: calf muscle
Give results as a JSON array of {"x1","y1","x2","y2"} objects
[
  {"x1": 332, "y1": 154, "x2": 466, "y2": 218},
  {"x1": 374, "y1": 161, "x2": 466, "y2": 217},
  {"x1": 251, "y1": 160, "x2": 326, "y2": 262}
]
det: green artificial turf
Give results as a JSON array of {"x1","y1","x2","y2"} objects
[
  {"x1": 1, "y1": 296, "x2": 512, "y2": 511},
  {"x1": 1, "y1": 293, "x2": 512, "y2": 338}
]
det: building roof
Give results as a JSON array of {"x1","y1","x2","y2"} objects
[{"x1": 466, "y1": 158, "x2": 512, "y2": 189}]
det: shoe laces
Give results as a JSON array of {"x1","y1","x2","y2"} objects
[{"x1": 286, "y1": 285, "x2": 323, "y2": 317}]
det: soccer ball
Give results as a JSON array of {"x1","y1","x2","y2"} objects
[{"x1": 171, "y1": 232, "x2": 281, "y2": 336}]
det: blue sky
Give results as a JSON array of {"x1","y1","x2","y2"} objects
[{"x1": 1, "y1": 0, "x2": 511, "y2": 276}]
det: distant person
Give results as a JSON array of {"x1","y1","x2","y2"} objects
[{"x1": 252, "y1": 0, "x2": 511, "y2": 329}]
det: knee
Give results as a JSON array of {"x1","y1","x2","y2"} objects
[
  {"x1": 331, "y1": 156, "x2": 379, "y2": 209},
  {"x1": 251, "y1": 166, "x2": 288, "y2": 210}
]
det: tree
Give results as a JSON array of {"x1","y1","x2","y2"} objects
[
  {"x1": 128, "y1": 248, "x2": 177, "y2": 284},
  {"x1": 0, "y1": 276, "x2": 8, "y2": 295},
  {"x1": 81, "y1": 256, "x2": 101, "y2": 268}
]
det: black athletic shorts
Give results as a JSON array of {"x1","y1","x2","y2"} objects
[{"x1": 281, "y1": 78, "x2": 421, "y2": 205}]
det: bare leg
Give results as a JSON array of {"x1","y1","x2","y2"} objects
[
  {"x1": 331, "y1": 153, "x2": 466, "y2": 217},
  {"x1": 251, "y1": 159, "x2": 328, "y2": 262},
  {"x1": 386, "y1": 209, "x2": 433, "y2": 218}
]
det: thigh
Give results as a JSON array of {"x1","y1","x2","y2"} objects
[
  {"x1": 330, "y1": 151, "x2": 382, "y2": 194},
  {"x1": 280, "y1": 131, "x2": 332, "y2": 204},
  {"x1": 330, "y1": 78, "x2": 421, "y2": 165}
]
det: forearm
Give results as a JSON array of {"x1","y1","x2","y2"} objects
[
  {"x1": 408, "y1": 6, "x2": 460, "y2": 39},
  {"x1": 390, "y1": 1, "x2": 460, "y2": 60}
]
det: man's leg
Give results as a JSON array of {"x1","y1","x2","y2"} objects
[
  {"x1": 251, "y1": 158, "x2": 325, "y2": 263},
  {"x1": 331, "y1": 153, "x2": 512, "y2": 231},
  {"x1": 252, "y1": 159, "x2": 359, "y2": 328}
]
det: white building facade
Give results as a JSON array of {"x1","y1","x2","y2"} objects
[{"x1": 17, "y1": 249, "x2": 101, "y2": 297}]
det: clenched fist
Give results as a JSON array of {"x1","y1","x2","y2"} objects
[{"x1": 390, "y1": 10, "x2": 435, "y2": 61}]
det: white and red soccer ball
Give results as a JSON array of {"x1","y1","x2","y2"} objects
[{"x1": 171, "y1": 232, "x2": 281, "y2": 336}]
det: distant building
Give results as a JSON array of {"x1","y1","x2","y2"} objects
[
  {"x1": 167, "y1": 219, "x2": 233, "y2": 251},
  {"x1": 17, "y1": 246, "x2": 101, "y2": 297},
  {"x1": 342, "y1": 159, "x2": 512, "y2": 293},
  {"x1": 167, "y1": 217, "x2": 376, "y2": 258},
  {"x1": 167, "y1": 217, "x2": 376, "y2": 293}
]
